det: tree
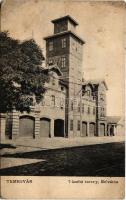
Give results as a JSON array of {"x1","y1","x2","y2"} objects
[{"x1": 0, "y1": 31, "x2": 49, "y2": 113}]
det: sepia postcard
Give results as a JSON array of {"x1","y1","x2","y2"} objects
[{"x1": 0, "y1": 0, "x2": 125, "y2": 199}]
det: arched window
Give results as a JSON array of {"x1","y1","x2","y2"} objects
[{"x1": 87, "y1": 90, "x2": 90, "y2": 96}]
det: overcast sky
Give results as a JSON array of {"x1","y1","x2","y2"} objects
[{"x1": 1, "y1": 0, "x2": 125, "y2": 116}]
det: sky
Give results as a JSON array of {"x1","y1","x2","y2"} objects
[{"x1": 1, "y1": 0, "x2": 125, "y2": 116}]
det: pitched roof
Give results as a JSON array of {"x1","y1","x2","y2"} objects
[
  {"x1": 83, "y1": 79, "x2": 108, "y2": 90},
  {"x1": 107, "y1": 116, "x2": 121, "y2": 124}
]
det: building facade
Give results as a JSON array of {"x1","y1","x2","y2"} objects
[{"x1": 3, "y1": 15, "x2": 120, "y2": 140}]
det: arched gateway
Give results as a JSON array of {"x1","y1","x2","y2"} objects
[
  {"x1": 40, "y1": 118, "x2": 51, "y2": 137},
  {"x1": 19, "y1": 116, "x2": 35, "y2": 137},
  {"x1": 89, "y1": 122, "x2": 95, "y2": 136},
  {"x1": 82, "y1": 122, "x2": 87, "y2": 137},
  {"x1": 54, "y1": 119, "x2": 64, "y2": 137}
]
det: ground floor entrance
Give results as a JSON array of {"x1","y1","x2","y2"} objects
[
  {"x1": 54, "y1": 119, "x2": 64, "y2": 137},
  {"x1": 107, "y1": 125, "x2": 115, "y2": 136},
  {"x1": 40, "y1": 118, "x2": 50, "y2": 137},
  {"x1": 19, "y1": 116, "x2": 35, "y2": 137},
  {"x1": 89, "y1": 122, "x2": 95, "y2": 136},
  {"x1": 82, "y1": 122, "x2": 87, "y2": 137},
  {"x1": 4, "y1": 113, "x2": 115, "y2": 139},
  {"x1": 100, "y1": 123, "x2": 105, "y2": 136}
]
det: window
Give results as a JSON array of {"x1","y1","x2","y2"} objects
[
  {"x1": 88, "y1": 107, "x2": 90, "y2": 114},
  {"x1": 70, "y1": 120, "x2": 73, "y2": 131},
  {"x1": 49, "y1": 41, "x2": 53, "y2": 51},
  {"x1": 61, "y1": 38, "x2": 66, "y2": 48},
  {"x1": 52, "y1": 77, "x2": 55, "y2": 85},
  {"x1": 82, "y1": 103, "x2": 84, "y2": 113},
  {"x1": 100, "y1": 108, "x2": 102, "y2": 117},
  {"x1": 61, "y1": 86, "x2": 64, "y2": 91},
  {"x1": 71, "y1": 101, "x2": 73, "y2": 111},
  {"x1": 100, "y1": 107, "x2": 105, "y2": 117},
  {"x1": 51, "y1": 95, "x2": 55, "y2": 106},
  {"x1": 77, "y1": 120, "x2": 80, "y2": 131},
  {"x1": 102, "y1": 107, "x2": 105, "y2": 116},
  {"x1": 93, "y1": 95, "x2": 96, "y2": 100},
  {"x1": 61, "y1": 56, "x2": 66, "y2": 68},
  {"x1": 100, "y1": 93, "x2": 104, "y2": 101},
  {"x1": 60, "y1": 98, "x2": 64, "y2": 109},
  {"x1": 93, "y1": 107, "x2": 95, "y2": 115},
  {"x1": 82, "y1": 89, "x2": 85, "y2": 96},
  {"x1": 78, "y1": 103, "x2": 80, "y2": 112},
  {"x1": 87, "y1": 90, "x2": 90, "y2": 96}
]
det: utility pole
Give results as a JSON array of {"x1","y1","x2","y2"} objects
[
  {"x1": 73, "y1": 77, "x2": 76, "y2": 137},
  {"x1": 80, "y1": 80, "x2": 82, "y2": 137}
]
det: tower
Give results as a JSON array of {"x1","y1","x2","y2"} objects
[{"x1": 44, "y1": 15, "x2": 85, "y2": 137}]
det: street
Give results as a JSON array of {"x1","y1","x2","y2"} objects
[{"x1": 0, "y1": 142, "x2": 125, "y2": 176}]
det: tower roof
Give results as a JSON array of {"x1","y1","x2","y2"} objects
[
  {"x1": 44, "y1": 30, "x2": 85, "y2": 44},
  {"x1": 51, "y1": 15, "x2": 78, "y2": 26}
]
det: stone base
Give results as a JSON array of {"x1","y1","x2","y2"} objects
[
  {"x1": 0, "y1": 114, "x2": 6, "y2": 140},
  {"x1": 34, "y1": 134, "x2": 40, "y2": 139}
]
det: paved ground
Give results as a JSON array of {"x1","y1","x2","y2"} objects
[
  {"x1": 1, "y1": 136, "x2": 125, "y2": 155},
  {"x1": 0, "y1": 139, "x2": 125, "y2": 176},
  {"x1": 1, "y1": 158, "x2": 45, "y2": 169}
]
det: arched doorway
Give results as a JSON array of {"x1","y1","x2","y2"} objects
[
  {"x1": 100, "y1": 123, "x2": 105, "y2": 136},
  {"x1": 110, "y1": 125, "x2": 114, "y2": 136},
  {"x1": 19, "y1": 116, "x2": 35, "y2": 137},
  {"x1": 40, "y1": 118, "x2": 50, "y2": 137},
  {"x1": 89, "y1": 122, "x2": 95, "y2": 136},
  {"x1": 54, "y1": 119, "x2": 64, "y2": 137},
  {"x1": 82, "y1": 122, "x2": 87, "y2": 137}
]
